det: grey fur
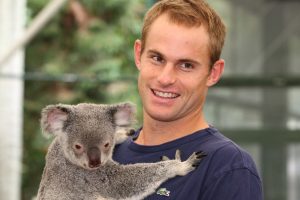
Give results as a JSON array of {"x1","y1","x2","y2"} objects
[{"x1": 37, "y1": 102, "x2": 205, "y2": 200}]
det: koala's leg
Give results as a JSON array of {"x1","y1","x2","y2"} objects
[
  {"x1": 106, "y1": 150, "x2": 206, "y2": 200},
  {"x1": 114, "y1": 128, "x2": 135, "y2": 144}
]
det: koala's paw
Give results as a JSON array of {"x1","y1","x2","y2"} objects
[
  {"x1": 126, "y1": 129, "x2": 136, "y2": 136},
  {"x1": 186, "y1": 151, "x2": 207, "y2": 167},
  {"x1": 176, "y1": 150, "x2": 207, "y2": 176},
  {"x1": 115, "y1": 128, "x2": 135, "y2": 144}
]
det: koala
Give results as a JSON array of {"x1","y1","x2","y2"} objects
[{"x1": 37, "y1": 102, "x2": 206, "y2": 200}]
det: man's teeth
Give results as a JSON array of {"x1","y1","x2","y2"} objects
[{"x1": 153, "y1": 90, "x2": 178, "y2": 98}]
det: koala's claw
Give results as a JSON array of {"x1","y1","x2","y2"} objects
[
  {"x1": 185, "y1": 151, "x2": 207, "y2": 169},
  {"x1": 126, "y1": 129, "x2": 136, "y2": 136},
  {"x1": 195, "y1": 151, "x2": 207, "y2": 159}
]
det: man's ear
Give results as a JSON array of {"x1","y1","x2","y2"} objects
[
  {"x1": 207, "y1": 59, "x2": 225, "y2": 87},
  {"x1": 134, "y1": 39, "x2": 142, "y2": 70},
  {"x1": 40, "y1": 104, "x2": 71, "y2": 137}
]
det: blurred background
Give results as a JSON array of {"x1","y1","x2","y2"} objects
[{"x1": 0, "y1": 0, "x2": 299, "y2": 199}]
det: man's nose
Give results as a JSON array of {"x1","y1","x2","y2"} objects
[{"x1": 157, "y1": 65, "x2": 176, "y2": 86}]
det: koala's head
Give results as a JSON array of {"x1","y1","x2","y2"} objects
[{"x1": 41, "y1": 102, "x2": 135, "y2": 170}]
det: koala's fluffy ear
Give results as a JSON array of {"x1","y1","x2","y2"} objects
[
  {"x1": 40, "y1": 104, "x2": 71, "y2": 136},
  {"x1": 110, "y1": 102, "x2": 136, "y2": 127}
]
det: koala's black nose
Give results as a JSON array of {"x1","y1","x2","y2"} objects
[{"x1": 87, "y1": 147, "x2": 101, "y2": 168}]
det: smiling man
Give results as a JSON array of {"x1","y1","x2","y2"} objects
[
  {"x1": 134, "y1": 12, "x2": 222, "y2": 145},
  {"x1": 113, "y1": 0, "x2": 263, "y2": 199}
]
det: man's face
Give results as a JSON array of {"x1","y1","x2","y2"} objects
[{"x1": 134, "y1": 14, "x2": 221, "y2": 123}]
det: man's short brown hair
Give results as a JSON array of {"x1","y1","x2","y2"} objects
[{"x1": 141, "y1": 0, "x2": 226, "y2": 68}]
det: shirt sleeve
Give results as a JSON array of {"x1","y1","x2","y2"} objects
[{"x1": 200, "y1": 168, "x2": 263, "y2": 200}]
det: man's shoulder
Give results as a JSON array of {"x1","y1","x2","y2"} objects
[
  {"x1": 203, "y1": 137, "x2": 261, "y2": 180},
  {"x1": 211, "y1": 141, "x2": 256, "y2": 166},
  {"x1": 200, "y1": 128, "x2": 257, "y2": 167}
]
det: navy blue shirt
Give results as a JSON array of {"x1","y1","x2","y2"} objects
[{"x1": 113, "y1": 127, "x2": 263, "y2": 200}]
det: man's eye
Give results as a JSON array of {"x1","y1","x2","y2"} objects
[
  {"x1": 180, "y1": 63, "x2": 194, "y2": 70},
  {"x1": 152, "y1": 55, "x2": 163, "y2": 63}
]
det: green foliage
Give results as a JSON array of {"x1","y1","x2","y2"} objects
[{"x1": 23, "y1": 0, "x2": 145, "y2": 199}]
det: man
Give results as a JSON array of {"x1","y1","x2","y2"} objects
[{"x1": 113, "y1": 0, "x2": 263, "y2": 199}]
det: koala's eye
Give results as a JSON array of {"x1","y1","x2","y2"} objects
[
  {"x1": 74, "y1": 144, "x2": 82, "y2": 150},
  {"x1": 104, "y1": 143, "x2": 110, "y2": 148}
]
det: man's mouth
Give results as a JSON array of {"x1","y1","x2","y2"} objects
[{"x1": 152, "y1": 89, "x2": 180, "y2": 99}]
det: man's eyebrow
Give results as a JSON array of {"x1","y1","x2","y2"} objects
[{"x1": 147, "y1": 49, "x2": 163, "y2": 56}]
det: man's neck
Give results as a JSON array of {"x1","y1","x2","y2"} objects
[{"x1": 135, "y1": 112, "x2": 209, "y2": 146}]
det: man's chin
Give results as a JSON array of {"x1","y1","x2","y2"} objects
[{"x1": 146, "y1": 110, "x2": 178, "y2": 122}]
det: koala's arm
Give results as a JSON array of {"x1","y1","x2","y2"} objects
[
  {"x1": 103, "y1": 150, "x2": 206, "y2": 200},
  {"x1": 36, "y1": 141, "x2": 67, "y2": 199}
]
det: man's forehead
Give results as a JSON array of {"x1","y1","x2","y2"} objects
[
  {"x1": 145, "y1": 20, "x2": 209, "y2": 62},
  {"x1": 147, "y1": 14, "x2": 209, "y2": 45}
]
